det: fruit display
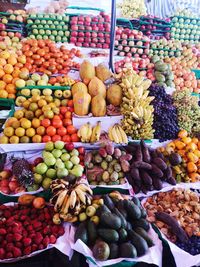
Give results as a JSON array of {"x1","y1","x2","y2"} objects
[
  {"x1": 77, "y1": 121, "x2": 101, "y2": 143},
  {"x1": 171, "y1": 10, "x2": 200, "y2": 43},
  {"x1": 114, "y1": 57, "x2": 155, "y2": 81},
  {"x1": 33, "y1": 142, "x2": 84, "y2": 189},
  {"x1": 173, "y1": 90, "x2": 200, "y2": 135},
  {"x1": 179, "y1": 43, "x2": 200, "y2": 69},
  {"x1": 152, "y1": 57, "x2": 175, "y2": 88},
  {"x1": 50, "y1": 177, "x2": 94, "y2": 223},
  {"x1": 26, "y1": 14, "x2": 70, "y2": 43},
  {"x1": 165, "y1": 57, "x2": 199, "y2": 93},
  {"x1": 144, "y1": 188, "x2": 200, "y2": 243},
  {"x1": 0, "y1": 196, "x2": 65, "y2": 260},
  {"x1": 22, "y1": 39, "x2": 80, "y2": 75},
  {"x1": 115, "y1": 27, "x2": 150, "y2": 57},
  {"x1": 85, "y1": 143, "x2": 131, "y2": 186},
  {"x1": 108, "y1": 124, "x2": 128, "y2": 144},
  {"x1": 0, "y1": 156, "x2": 34, "y2": 195},
  {"x1": 149, "y1": 84, "x2": 179, "y2": 141},
  {"x1": 69, "y1": 12, "x2": 111, "y2": 49},
  {"x1": 160, "y1": 130, "x2": 200, "y2": 183},
  {"x1": 0, "y1": 95, "x2": 79, "y2": 144},
  {"x1": 0, "y1": 49, "x2": 26, "y2": 99},
  {"x1": 124, "y1": 140, "x2": 176, "y2": 194},
  {"x1": 149, "y1": 39, "x2": 182, "y2": 59},
  {"x1": 120, "y1": 69, "x2": 154, "y2": 140},
  {"x1": 74, "y1": 192, "x2": 154, "y2": 262},
  {"x1": 0, "y1": 10, "x2": 26, "y2": 23},
  {"x1": 0, "y1": 36, "x2": 22, "y2": 53},
  {"x1": 139, "y1": 16, "x2": 171, "y2": 40},
  {"x1": 117, "y1": 0, "x2": 147, "y2": 18}
]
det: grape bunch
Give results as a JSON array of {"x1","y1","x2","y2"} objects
[
  {"x1": 149, "y1": 84, "x2": 179, "y2": 141},
  {"x1": 176, "y1": 236, "x2": 200, "y2": 256}
]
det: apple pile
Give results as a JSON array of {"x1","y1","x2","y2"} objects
[
  {"x1": 149, "y1": 38, "x2": 182, "y2": 59},
  {"x1": 115, "y1": 27, "x2": 150, "y2": 57},
  {"x1": 69, "y1": 12, "x2": 111, "y2": 49},
  {"x1": 27, "y1": 14, "x2": 70, "y2": 43},
  {"x1": 0, "y1": 36, "x2": 22, "y2": 53},
  {"x1": 34, "y1": 141, "x2": 85, "y2": 189},
  {"x1": 22, "y1": 39, "x2": 80, "y2": 75},
  {"x1": 171, "y1": 10, "x2": 200, "y2": 43},
  {"x1": 139, "y1": 15, "x2": 171, "y2": 40},
  {"x1": 0, "y1": 197, "x2": 65, "y2": 260},
  {"x1": 0, "y1": 170, "x2": 26, "y2": 195},
  {"x1": 114, "y1": 56, "x2": 155, "y2": 81}
]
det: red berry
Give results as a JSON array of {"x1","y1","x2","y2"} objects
[
  {"x1": 15, "y1": 242, "x2": 23, "y2": 248},
  {"x1": 0, "y1": 248, "x2": 5, "y2": 260},
  {"x1": 23, "y1": 246, "x2": 32, "y2": 255},
  {"x1": 43, "y1": 236, "x2": 50, "y2": 247},
  {"x1": 31, "y1": 244, "x2": 38, "y2": 252},
  {"x1": 6, "y1": 233, "x2": 13, "y2": 242},
  {"x1": 23, "y1": 237, "x2": 32, "y2": 247},
  {"x1": 0, "y1": 228, "x2": 6, "y2": 235},
  {"x1": 38, "y1": 244, "x2": 44, "y2": 250},
  {"x1": 13, "y1": 233, "x2": 22, "y2": 242},
  {"x1": 6, "y1": 252, "x2": 13, "y2": 259},
  {"x1": 49, "y1": 235, "x2": 57, "y2": 244},
  {"x1": 13, "y1": 247, "x2": 22, "y2": 258}
]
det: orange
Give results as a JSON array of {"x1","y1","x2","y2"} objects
[
  {"x1": 7, "y1": 55, "x2": 17, "y2": 66},
  {"x1": 32, "y1": 135, "x2": 42, "y2": 143},
  {"x1": 6, "y1": 84, "x2": 16, "y2": 94},
  {"x1": 15, "y1": 127, "x2": 25, "y2": 137},
  {"x1": 12, "y1": 77, "x2": 19, "y2": 85},
  {"x1": 0, "y1": 58, "x2": 7, "y2": 66},
  {"x1": 12, "y1": 68, "x2": 21, "y2": 78},
  {"x1": 31, "y1": 118, "x2": 40, "y2": 128},
  {"x1": 0, "y1": 81, "x2": 6, "y2": 90},
  {"x1": 8, "y1": 93, "x2": 15, "y2": 99},
  {"x1": 0, "y1": 69, "x2": 5, "y2": 78},
  {"x1": 5, "y1": 117, "x2": 18, "y2": 127},
  {"x1": 4, "y1": 64, "x2": 14, "y2": 74},
  {"x1": 0, "y1": 89, "x2": 8, "y2": 98},
  {"x1": 4, "y1": 126, "x2": 14, "y2": 137},
  {"x1": 3, "y1": 74, "x2": 13, "y2": 84},
  {"x1": 26, "y1": 128, "x2": 35, "y2": 137},
  {"x1": 36, "y1": 126, "x2": 45, "y2": 136},
  {"x1": 0, "y1": 51, "x2": 10, "y2": 59}
]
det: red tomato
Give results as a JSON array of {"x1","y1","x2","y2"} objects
[
  {"x1": 67, "y1": 125, "x2": 77, "y2": 135},
  {"x1": 41, "y1": 119, "x2": 51, "y2": 128},
  {"x1": 52, "y1": 135, "x2": 62, "y2": 142},
  {"x1": 60, "y1": 106, "x2": 68, "y2": 115},
  {"x1": 67, "y1": 100, "x2": 74, "y2": 107},
  {"x1": 59, "y1": 114, "x2": 64, "y2": 120},
  {"x1": 46, "y1": 126, "x2": 56, "y2": 136},
  {"x1": 53, "y1": 115, "x2": 60, "y2": 120},
  {"x1": 57, "y1": 127, "x2": 67, "y2": 136},
  {"x1": 63, "y1": 119, "x2": 72, "y2": 127},
  {"x1": 52, "y1": 119, "x2": 63, "y2": 129},
  {"x1": 42, "y1": 135, "x2": 51, "y2": 142},
  {"x1": 62, "y1": 135, "x2": 71, "y2": 142},
  {"x1": 65, "y1": 111, "x2": 72, "y2": 119},
  {"x1": 78, "y1": 147, "x2": 85, "y2": 155},
  {"x1": 71, "y1": 133, "x2": 80, "y2": 142}
]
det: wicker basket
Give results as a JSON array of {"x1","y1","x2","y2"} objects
[{"x1": 0, "y1": 0, "x2": 29, "y2": 12}]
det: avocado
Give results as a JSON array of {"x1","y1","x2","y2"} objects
[
  {"x1": 140, "y1": 208, "x2": 147, "y2": 219},
  {"x1": 87, "y1": 221, "x2": 97, "y2": 245},
  {"x1": 74, "y1": 222, "x2": 88, "y2": 244},
  {"x1": 124, "y1": 200, "x2": 141, "y2": 220},
  {"x1": 93, "y1": 241, "x2": 110, "y2": 261},
  {"x1": 117, "y1": 200, "x2": 127, "y2": 218},
  {"x1": 169, "y1": 153, "x2": 182, "y2": 166},
  {"x1": 98, "y1": 228, "x2": 119, "y2": 243},
  {"x1": 118, "y1": 228, "x2": 128, "y2": 243},
  {"x1": 128, "y1": 229, "x2": 148, "y2": 256},
  {"x1": 113, "y1": 207, "x2": 127, "y2": 229},
  {"x1": 132, "y1": 218, "x2": 150, "y2": 231},
  {"x1": 131, "y1": 196, "x2": 141, "y2": 207},
  {"x1": 96, "y1": 204, "x2": 111, "y2": 217},
  {"x1": 109, "y1": 243, "x2": 119, "y2": 259},
  {"x1": 119, "y1": 243, "x2": 137, "y2": 258},
  {"x1": 135, "y1": 227, "x2": 154, "y2": 247},
  {"x1": 100, "y1": 212, "x2": 122, "y2": 230},
  {"x1": 103, "y1": 195, "x2": 115, "y2": 211}
]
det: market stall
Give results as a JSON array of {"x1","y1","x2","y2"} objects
[{"x1": 0, "y1": 0, "x2": 200, "y2": 266}]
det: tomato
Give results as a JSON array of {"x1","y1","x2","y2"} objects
[
  {"x1": 59, "y1": 114, "x2": 64, "y2": 120},
  {"x1": 32, "y1": 54, "x2": 41, "y2": 60},
  {"x1": 67, "y1": 100, "x2": 74, "y2": 107},
  {"x1": 52, "y1": 135, "x2": 62, "y2": 142},
  {"x1": 65, "y1": 111, "x2": 72, "y2": 119},
  {"x1": 41, "y1": 119, "x2": 51, "y2": 128},
  {"x1": 60, "y1": 106, "x2": 68, "y2": 115},
  {"x1": 53, "y1": 115, "x2": 60, "y2": 120},
  {"x1": 63, "y1": 118, "x2": 72, "y2": 127},
  {"x1": 62, "y1": 135, "x2": 71, "y2": 142},
  {"x1": 38, "y1": 40, "x2": 45, "y2": 48},
  {"x1": 71, "y1": 133, "x2": 80, "y2": 142},
  {"x1": 78, "y1": 147, "x2": 85, "y2": 155},
  {"x1": 37, "y1": 49, "x2": 45, "y2": 57},
  {"x1": 46, "y1": 126, "x2": 56, "y2": 136},
  {"x1": 52, "y1": 119, "x2": 63, "y2": 129},
  {"x1": 49, "y1": 77, "x2": 57, "y2": 85},
  {"x1": 42, "y1": 135, "x2": 51, "y2": 142},
  {"x1": 57, "y1": 127, "x2": 67, "y2": 136},
  {"x1": 65, "y1": 142, "x2": 74, "y2": 151},
  {"x1": 67, "y1": 125, "x2": 76, "y2": 135}
]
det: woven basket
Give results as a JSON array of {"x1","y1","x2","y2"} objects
[{"x1": 0, "y1": 0, "x2": 29, "y2": 12}]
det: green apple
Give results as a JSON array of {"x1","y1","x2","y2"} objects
[
  {"x1": 50, "y1": 14, "x2": 55, "y2": 19},
  {"x1": 52, "y1": 149, "x2": 62, "y2": 159},
  {"x1": 48, "y1": 20, "x2": 53, "y2": 25},
  {"x1": 57, "y1": 15, "x2": 62, "y2": 20},
  {"x1": 29, "y1": 35, "x2": 35, "y2": 39},
  {"x1": 36, "y1": 35, "x2": 43, "y2": 40},
  {"x1": 54, "y1": 21, "x2": 59, "y2": 25},
  {"x1": 57, "y1": 25, "x2": 62, "y2": 30},
  {"x1": 64, "y1": 16, "x2": 69, "y2": 22},
  {"x1": 27, "y1": 184, "x2": 39, "y2": 191},
  {"x1": 70, "y1": 165, "x2": 83, "y2": 177},
  {"x1": 61, "y1": 153, "x2": 70, "y2": 162},
  {"x1": 45, "y1": 141, "x2": 54, "y2": 151},
  {"x1": 41, "y1": 20, "x2": 46, "y2": 25},
  {"x1": 42, "y1": 177, "x2": 52, "y2": 189},
  {"x1": 60, "y1": 21, "x2": 65, "y2": 26},
  {"x1": 33, "y1": 29, "x2": 38, "y2": 34},
  {"x1": 38, "y1": 14, "x2": 43, "y2": 18},
  {"x1": 35, "y1": 19, "x2": 40, "y2": 24},
  {"x1": 56, "y1": 36, "x2": 62, "y2": 42},
  {"x1": 63, "y1": 25, "x2": 68, "y2": 30},
  {"x1": 70, "y1": 155, "x2": 80, "y2": 165},
  {"x1": 31, "y1": 14, "x2": 36, "y2": 18},
  {"x1": 32, "y1": 25, "x2": 37, "y2": 29},
  {"x1": 65, "y1": 160, "x2": 73, "y2": 170},
  {"x1": 55, "y1": 141, "x2": 65, "y2": 150},
  {"x1": 57, "y1": 168, "x2": 69, "y2": 178},
  {"x1": 27, "y1": 19, "x2": 33, "y2": 24},
  {"x1": 44, "y1": 14, "x2": 49, "y2": 19},
  {"x1": 62, "y1": 149, "x2": 67, "y2": 154},
  {"x1": 46, "y1": 168, "x2": 56, "y2": 179},
  {"x1": 39, "y1": 29, "x2": 45, "y2": 35},
  {"x1": 55, "y1": 159, "x2": 65, "y2": 169},
  {"x1": 44, "y1": 156, "x2": 56, "y2": 167},
  {"x1": 70, "y1": 149, "x2": 79, "y2": 157},
  {"x1": 65, "y1": 31, "x2": 70, "y2": 37},
  {"x1": 43, "y1": 35, "x2": 48, "y2": 40},
  {"x1": 46, "y1": 30, "x2": 51, "y2": 35},
  {"x1": 62, "y1": 37, "x2": 68, "y2": 42},
  {"x1": 37, "y1": 24, "x2": 43, "y2": 29},
  {"x1": 34, "y1": 173, "x2": 43, "y2": 184},
  {"x1": 58, "y1": 31, "x2": 64, "y2": 36},
  {"x1": 35, "y1": 163, "x2": 48, "y2": 175},
  {"x1": 52, "y1": 30, "x2": 58, "y2": 35}
]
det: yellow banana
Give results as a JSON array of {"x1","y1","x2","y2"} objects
[
  {"x1": 108, "y1": 126, "x2": 114, "y2": 141},
  {"x1": 69, "y1": 190, "x2": 77, "y2": 209},
  {"x1": 114, "y1": 125, "x2": 123, "y2": 144},
  {"x1": 54, "y1": 189, "x2": 68, "y2": 212},
  {"x1": 60, "y1": 195, "x2": 70, "y2": 215},
  {"x1": 76, "y1": 183, "x2": 93, "y2": 195},
  {"x1": 86, "y1": 122, "x2": 92, "y2": 142},
  {"x1": 111, "y1": 125, "x2": 120, "y2": 144},
  {"x1": 117, "y1": 124, "x2": 128, "y2": 144},
  {"x1": 90, "y1": 121, "x2": 101, "y2": 143},
  {"x1": 77, "y1": 123, "x2": 89, "y2": 142},
  {"x1": 75, "y1": 187, "x2": 86, "y2": 204}
]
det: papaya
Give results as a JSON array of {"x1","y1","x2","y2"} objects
[
  {"x1": 106, "y1": 84, "x2": 122, "y2": 106},
  {"x1": 88, "y1": 77, "x2": 106, "y2": 98},
  {"x1": 91, "y1": 94, "x2": 106, "y2": 117}
]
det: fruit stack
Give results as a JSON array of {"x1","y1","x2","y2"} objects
[
  {"x1": 69, "y1": 12, "x2": 111, "y2": 49},
  {"x1": 171, "y1": 10, "x2": 200, "y2": 43},
  {"x1": 26, "y1": 13, "x2": 70, "y2": 42},
  {"x1": 139, "y1": 16, "x2": 171, "y2": 40},
  {"x1": 115, "y1": 27, "x2": 150, "y2": 57}
]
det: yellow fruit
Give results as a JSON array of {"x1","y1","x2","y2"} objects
[
  {"x1": 4, "y1": 127, "x2": 14, "y2": 137},
  {"x1": 4, "y1": 64, "x2": 14, "y2": 74},
  {"x1": 12, "y1": 120, "x2": 21, "y2": 129},
  {"x1": 0, "y1": 135, "x2": 9, "y2": 144},
  {"x1": 32, "y1": 135, "x2": 42, "y2": 143},
  {"x1": 5, "y1": 117, "x2": 18, "y2": 127},
  {"x1": 20, "y1": 136, "x2": 30, "y2": 143},
  {"x1": 26, "y1": 128, "x2": 35, "y2": 137},
  {"x1": 15, "y1": 79, "x2": 26, "y2": 88},
  {"x1": 38, "y1": 99, "x2": 47, "y2": 108},
  {"x1": 88, "y1": 77, "x2": 106, "y2": 98},
  {"x1": 96, "y1": 63, "x2": 112, "y2": 82},
  {"x1": 107, "y1": 84, "x2": 122, "y2": 106},
  {"x1": 24, "y1": 110, "x2": 34, "y2": 120},
  {"x1": 0, "y1": 51, "x2": 10, "y2": 59},
  {"x1": 15, "y1": 127, "x2": 25, "y2": 137},
  {"x1": 79, "y1": 60, "x2": 95, "y2": 81},
  {"x1": 32, "y1": 118, "x2": 40, "y2": 128},
  {"x1": 14, "y1": 110, "x2": 24, "y2": 119},
  {"x1": 22, "y1": 99, "x2": 30, "y2": 109},
  {"x1": 29, "y1": 102, "x2": 38, "y2": 112},
  {"x1": 9, "y1": 135, "x2": 19, "y2": 144},
  {"x1": 35, "y1": 109, "x2": 43, "y2": 118},
  {"x1": 71, "y1": 82, "x2": 88, "y2": 96},
  {"x1": 20, "y1": 119, "x2": 31, "y2": 129},
  {"x1": 0, "y1": 89, "x2": 8, "y2": 98}
]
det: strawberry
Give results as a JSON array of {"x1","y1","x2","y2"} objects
[
  {"x1": 27, "y1": 225, "x2": 33, "y2": 232},
  {"x1": 43, "y1": 226, "x2": 51, "y2": 235},
  {"x1": 43, "y1": 236, "x2": 50, "y2": 247},
  {"x1": 6, "y1": 252, "x2": 13, "y2": 259},
  {"x1": 13, "y1": 233, "x2": 22, "y2": 242},
  {"x1": 0, "y1": 228, "x2": 6, "y2": 235},
  {"x1": 31, "y1": 244, "x2": 38, "y2": 252},
  {"x1": 15, "y1": 242, "x2": 23, "y2": 248},
  {"x1": 7, "y1": 243, "x2": 14, "y2": 252},
  {"x1": 22, "y1": 230, "x2": 28, "y2": 238},
  {"x1": 23, "y1": 246, "x2": 32, "y2": 255},
  {"x1": 32, "y1": 221, "x2": 42, "y2": 230},
  {"x1": 4, "y1": 210, "x2": 11, "y2": 218},
  {"x1": 13, "y1": 247, "x2": 22, "y2": 258},
  {"x1": 6, "y1": 234, "x2": 13, "y2": 242},
  {"x1": 0, "y1": 248, "x2": 5, "y2": 260},
  {"x1": 38, "y1": 244, "x2": 44, "y2": 250},
  {"x1": 58, "y1": 227, "x2": 65, "y2": 236},
  {"x1": 49, "y1": 235, "x2": 56, "y2": 244},
  {"x1": 23, "y1": 237, "x2": 32, "y2": 247},
  {"x1": 33, "y1": 232, "x2": 43, "y2": 245}
]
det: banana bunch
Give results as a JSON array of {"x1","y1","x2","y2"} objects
[
  {"x1": 51, "y1": 179, "x2": 93, "y2": 223},
  {"x1": 108, "y1": 124, "x2": 128, "y2": 144},
  {"x1": 77, "y1": 122, "x2": 101, "y2": 143},
  {"x1": 120, "y1": 69, "x2": 155, "y2": 140}
]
